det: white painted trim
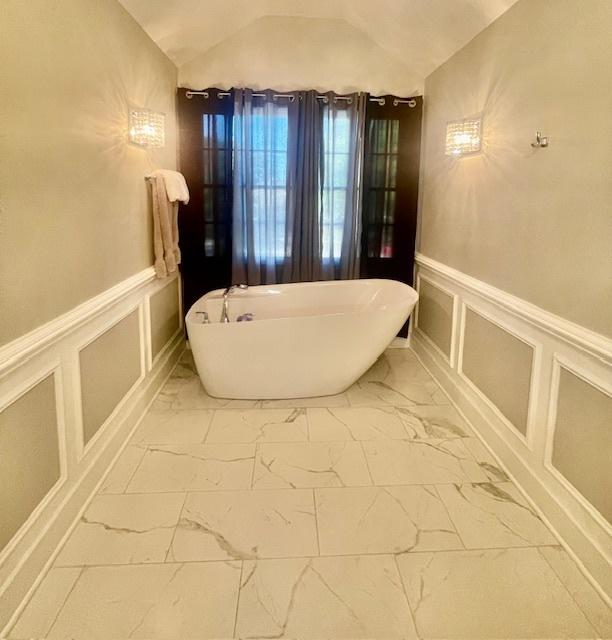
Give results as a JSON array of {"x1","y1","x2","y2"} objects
[
  {"x1": 543, "y1": 354, "x2": 612, "y2": 535},
  {"x1": 0, "y1": 268, "x2": 156, "y2": 378},
  {"x1": 143, "y1": 294, "x2": 153, "y2": 372},
  {"x1": 0, "y1": 267, "x2": 185, "y2": 631},
  {"x1": 456, "y1": 300, "x2": 542, "y2": 452},
  {"x1": 149, "y1": 277, "x2": 184, "y2": 371},
  {"x1": 74, "y1": 304, "x2": 146, "y2": 463},
  {"x1": 414, "y1": 272, "x2": 459, "y2": 367},
  {"x1": 411, "y1": 331, "x2": 611, "y2": 606},
  {"x1": 0, "y1": 336, "x2": 184, "y2": 637},
  {"x1": 415, "y1": 253, "x2": 612, "y2": 363},
  {"x1": 0, "y1": 363, "x2": 68, "y2": 566}
]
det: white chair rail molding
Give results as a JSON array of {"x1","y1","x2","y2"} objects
[
  {"x1": 2, "y1": 0, "x2": 612, "y2": 637},
  {"x1": 411, "y1": 252, "x2": 612, "y2": 598},
  {"x1": 0, "y1": 270, "x2": 183, "y2": 630}
]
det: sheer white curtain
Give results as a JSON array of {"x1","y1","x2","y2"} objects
[
  {"x1": 232, "y1": 89, "x2": 366, "y2": 285},
  {"x1": 232, "y1": 89, "x2": 291, "y2": 284}
]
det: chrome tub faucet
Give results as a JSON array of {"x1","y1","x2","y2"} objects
[{"x1": 220, "y1": 284, "x2": 248, "y2": 323}]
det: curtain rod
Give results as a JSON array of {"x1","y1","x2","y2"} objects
[{"x1": 184, "y1": 90, "x2": 416, "y2": 107}]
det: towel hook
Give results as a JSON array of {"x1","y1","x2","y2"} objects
[{"x1": 531, "y1": 131, "x2": 549, "y2": 148}]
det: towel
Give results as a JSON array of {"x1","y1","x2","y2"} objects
[
  {"x1": 149, "y1": 174, "x2": 182, "y2": 278},
  {"x1": 149, "y1": 169, "x2": 190, "y2": 204}
]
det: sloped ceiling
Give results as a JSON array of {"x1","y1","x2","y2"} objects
[{"x1": 118, "y1": 0, "x2": 518, "y2": 93}]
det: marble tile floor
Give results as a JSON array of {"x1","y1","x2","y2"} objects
[{"x1": 9, "y1": 349, "x2": 611, "y2": 639}]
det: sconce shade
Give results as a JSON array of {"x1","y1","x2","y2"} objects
[
  {"x1": 445, "y1": 117, "x2": 481, "y2": 156},
  {"x1": 129, "y1": 108, "x2": 165, "y2": 147}
]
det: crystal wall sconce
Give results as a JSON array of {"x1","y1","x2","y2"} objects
[
  {"x1": 445, "y1": 117, "x2": 482, "y2": 157},
  {"x1": 128, "y1": 108, "x2": 165, "y2": 147}
]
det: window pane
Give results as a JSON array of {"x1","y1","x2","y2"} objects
[
  {"x1": 204, "y1": 223, "x2": 215, "y2": 257},
  {"x1": 380, "y1": 225, "x2": 394, "y2": 258},
  {"x1": 203, "y1": 187, "x2": 214, "y2": 222}
]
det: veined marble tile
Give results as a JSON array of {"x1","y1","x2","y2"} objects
[
  {"x1": 539, "y1": 545, "x2": 612, "y2": 638},
  {"x1": 436, "y1": 482, "x2": 557, "y2": 548},
  {"x1": 126, "y1": 443, "x2": 255, "y2": 492},
  {"x1": 397, "y1": 548, "x2": 596, "y2": 639},
  {"x1": 131, "y1": 409, "x2": 212, "y2": 444},
  {"x1": 55, "y1": 493, "x2": 184, "y2": 566},
  {"x1": 253, "y1": 442, "x2": 372, "y2": 489},
  {"x1": 149, "y1": 376, "x2": 189, "y2": 411},
  {"x1": 206, "y1": 409, "x2": 308, "y2": 443},
  {"x1": 462, "y1": 436, "x2": 510, "y2": 482},
  {"x1": 315, "y1": 486, "x2": 462, "y2": 555},
  {"x1": 98, "y1": 444, "x2": 146, "y2": 494},
  {"x1": 360, "y1": 350, "x2": 434, "y2": 386},
  {"x1": 260, "y1": 393, "x2": 350, "y2": 408},
  {"x1": 235, "y1": 555, "x2": 418, "y2": 638},
  {"x1": 363, "y1": 439, "x2": 488, "y2": 485},
  {"x1": 169, "y1": 489, "x2": 317, "y2": 561},
  {"x1": 9, "y1": 568, "x2": 81, "y2": 639},
  {"x1": 346, "y1": 378, "x2": 444, "y2": 407},
  {"x1": 47, "y1": 561, "x2": 241, "y2": 639},
  {"x1": 172, "y1": 377, "x2": 261, "y2": 409},
  {"x1": 395, "y1": 404, "x2": 472, "y2": 439},
  {"x1": 307, "y1": 407, "x2": 409, "y2": 441}
]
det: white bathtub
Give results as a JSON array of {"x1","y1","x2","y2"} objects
[{"x1": 185, "y1": 279, "x2": 418, "y2": 399}]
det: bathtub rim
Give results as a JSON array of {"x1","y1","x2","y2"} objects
[{"x1": 185, "y1": 278, "x2": 419, "y2": 327}]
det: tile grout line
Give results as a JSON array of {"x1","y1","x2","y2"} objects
[
  {"x1": 392, "y1": 553, "x2": 422, "y2": 640},
  {"x1": 359, "y1": 441, "x2": 376, "y2": 486},
  {"x1": 201, "y1": 408, "x2": 216, "y2": 443},
  {"x1": 119, "y1": 445, "x2": 149, "y2": 495},
  {"x1": 48, "y1": 544, "x2": 571, "y2": 570},
  {"x1": 430, "y1": 484, "x2": 466, "y2": 550},
  {"x1": 163, "y1": 492, "x2": 189, "y2": 562},
  {"x1": 535, "y1": 546, "x2": 600, "y2": 636},
  {"x1": 40, "y1": 566, "x2": 85, "y2": 639},
  {"x1": 312, "y1": 488, "x2": 322, "y2": 556},
  {"x1": 232, "y1": 560, "x2": 244, "y2": 638},
  {"x1": 249, "y1": 443, "x2": 258, "y2": 489}
]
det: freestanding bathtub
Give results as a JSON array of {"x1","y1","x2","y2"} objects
[{"x1": 185, "y1": 279, "x2": 418, "y2": 399}]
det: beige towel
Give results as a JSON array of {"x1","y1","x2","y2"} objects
[{"x1": 150, "y1": 175, "x2": 181, "y2": 278}]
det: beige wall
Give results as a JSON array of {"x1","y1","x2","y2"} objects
[
  {"x1": 179, "y1": 16, "x2": 421, "y2": 96},
  {"x1": 79, "y1": 310, "x2": 142, "y2": 445},
  {"x1": 0, "y1": 376, "x2": 60, "y2": 550},
  {"x1": 150, "y1": 279, "x2": 180, "y2": 359},
  {"x1": 462, "y1": 309, "x2": 533, "y2": 436},
  {"x1": 552, "y1": 368, "x2": 612, "y2": 524},
  {"x1": 416, "y1": 280, "x2": 454, "y2": 358},
  {"x1": 0, "y1": 0, "x2": 178, "y2": 347},
  {"x1": 418, "y1": 0, "x2": 612, "y2": 337}
]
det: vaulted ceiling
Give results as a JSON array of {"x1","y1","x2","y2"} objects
[{"x1": 119, "y1": 0, "x2": 518, "y2": 93}]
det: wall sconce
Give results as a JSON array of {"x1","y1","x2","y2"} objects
[
  {"x1": 445, "y1": 117, "x2": 482, "y2": 157},
  {"x1": 128, "y1": 108, "x2": 165, "y2": 147}
]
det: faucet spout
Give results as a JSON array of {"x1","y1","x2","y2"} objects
[{"x1": 220, "y1": 283, "x2": 248, "y2": 323}]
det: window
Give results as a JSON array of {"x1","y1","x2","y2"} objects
[
  {"x1": 234, "y1": 103, "x2": 289, "y2": 262},
  {"x1": 202, "y1": 113, "x2": 232, "y2": 257},
  {"x1": 363, "y1": 119, "x2": 400, "y2": 258},
  {"x1": 320, "y1": 109, "x2": 351, "y2": 262}
]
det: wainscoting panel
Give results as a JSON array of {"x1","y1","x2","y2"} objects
[
  {"x1": 412, "y1": 252, "x2": 612, "y2": 602},
  {"x1": 78, "y1": 309, "x2": 143, "y2": 450},
  {"x1": 148, "y1": 277, "x2": 182, "y2": 365},
  {"x1": 414, "y1": 274, "x2": 456, "y2": 364},
  {"x1": 460, "y1": 305, "x2": 534, "y2": 440},
  {"x1": 0, "y1": 373, "x2": 63, "y2": 553},
  {"x1": 547, "y1": 358, "x2": 612, "y2": 527},
  {"x1": 0, "y1": 271, "x2": 184, "y2": 632}
]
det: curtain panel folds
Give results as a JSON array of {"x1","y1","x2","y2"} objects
[{"x1": 232, "y1": 89, "x2": 367, "y2": 285}]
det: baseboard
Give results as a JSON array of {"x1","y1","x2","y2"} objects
[
  {"x1": 412, "y1": 331, "x2": 611, "y2": 605},
  {"x1": 0, "y1": 270, "x2": 184, "y2": 632},
  {"x1": 0, "y1": 336, "x2": 183, "y2": 637}
]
